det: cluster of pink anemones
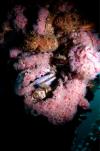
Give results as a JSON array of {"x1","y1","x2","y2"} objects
[
  {"x1": 8, "y1": 3, "x2": 100, "y2": 124},
  {"x1": 14, "y1": 5, "x2": 28, "y2": 31},
  {"x1": 24, "y1": 79, "x2": 89, "y2": 124},
  {"x1": 14, "y1": 52, "x2": 53, "y2": 96},
  {"x1": 69, "y1": 31, "x2": 100, "y2": 80},
  {"x1": 33, "y1": 7, "x2": 49, "y2": 35}
]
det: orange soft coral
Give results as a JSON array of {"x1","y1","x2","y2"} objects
[
  {"x1": 53, "y1": 12, "x2": 80, "y2": 34},
  {"x1": 25, "y1": 33, "x2": 58, "y2": 52}
]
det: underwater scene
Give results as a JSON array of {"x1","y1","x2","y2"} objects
[{"x1": 0, "y1": 0, "x2": 100, "y2": 150}]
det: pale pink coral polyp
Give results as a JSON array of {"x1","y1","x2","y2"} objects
[
  {"x1": 34, "y1": 8, "x2": 49, "y2": 35},
  {"x1": 30, "y1": 79, "x2": 88, "y2": 124}
]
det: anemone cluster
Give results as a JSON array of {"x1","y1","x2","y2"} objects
[{"x1": 1, "y1": 0, "x2": 100, "y2": 124}]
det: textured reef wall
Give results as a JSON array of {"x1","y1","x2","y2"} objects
[
  {"x1": 0, "y1": 0, "x2": 100, "y2": 125},
  {"x1": 71, "y1": 77, "x2": 100, "y2": 150}
]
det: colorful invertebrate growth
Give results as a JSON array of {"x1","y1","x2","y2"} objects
[
  {"x1": 13, "y1": 5, "x2": 28, "y2": 32},
  {"x1": 25, "y1": 33, "x2": 58, "y2": 52},
  {"x1": 1, "y1": 0, "x2": 99, "y2": 125}
]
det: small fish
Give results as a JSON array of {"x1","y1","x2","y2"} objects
[
  {"x1": 32, "y1": 72, "x2": 56, "y2": 103},
  {"x1": 33, "y1": 72, "x2": 56, "y2": 87},
  {"x1": 32, "y1": 85, "x2": 51, "y2": 103}
]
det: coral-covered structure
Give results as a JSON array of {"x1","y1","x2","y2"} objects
[{"x1": 1, "y1": 0, "x2": 99, "y2": 124}]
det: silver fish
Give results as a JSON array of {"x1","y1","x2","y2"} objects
[
  {"x1": 33, "y1": 72, "x2": 56, "y2": 87},
  {"x1": 32, "y1": 72, "x2": 56, "y2": 103}
]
